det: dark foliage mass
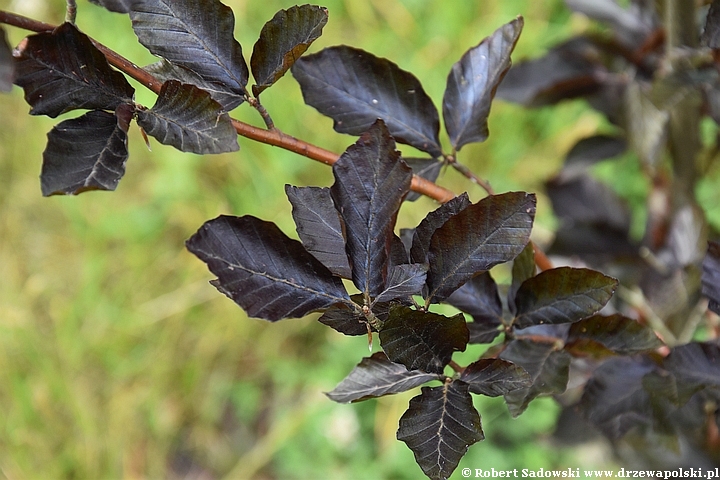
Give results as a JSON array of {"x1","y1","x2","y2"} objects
[{"x1": 3, "y1": 0, "x2": 720, "y2": 478}]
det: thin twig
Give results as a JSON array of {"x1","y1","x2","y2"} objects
[
  {"x1": 246, "y1": 96, "x2": 276, "y2": 130},
  {"x1": 65, "y1": 0, "x2": 77, "y2": 24},
  {"x1": 0, "y1": 9, "x2": 456, "y2": 203},
  {"x1": 445, "y1": 154, "x2": 495, "y2": 196}
]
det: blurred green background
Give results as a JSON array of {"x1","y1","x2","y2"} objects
[{"x1": 0, "y1": 0, "x2": 621, "y2": 478}]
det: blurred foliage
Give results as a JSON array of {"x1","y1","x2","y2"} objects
[{"x1": 0, "y1": 0, "x2": 622, "y2": 478}]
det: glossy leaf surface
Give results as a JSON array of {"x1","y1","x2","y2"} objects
[
  {"x1": 460, "y1": 359, "x2": 531, "y2": 397},
  {"x1": 251, "y1": 5, "x2": 328, "y2": 96},
  {"x1": 443, "y1": 17, "x2": 523, "y2": 150},
  {"x1": 285, "y1": 185, "x2": 351, "y2": 279},
  {"x1": 411, "y1": 193, "x2": 471, "y2": 265},
  {"x1": 292, "y1": 46, "x2": 442, "y2": 156},
  {"x1": 567, "y1": 314, "x2": 662, "y2": 355},
  {"x1": 398, "y1": 382, "x2": 483, "y2": 480},
  {"x1": 426, "y1": 192, "x2": 536, "y2": 303},
  {"x1": 702, "y1": 241, "x2": 720, "y2": 315},
  {"x1": 41, "y1": 107, "x2": 131, "y2": 196},
  {"x1": 326, "y1": 352, "x2": 439, "y2": 403},
  {"x1": 130, "y1": 0, "x2": 248, "y2": 99},
  {"x1": 0, "y1": 26, "x2": 13, "y2": 91},
  {"x1": 136, "y1": 81, "x2": 239, "y2": 154},
  {"x1": 330, "y1": 120, "x2": 412, "y2": 297},
  {"x1": 513, "y1": 267, "x2": 618, "y2": 329},
  {"x1": 186, "y1": 215, "x2": 351, "y2": 321},
  {"x1": 13, "y1": 22, "x2": 134, "y2": 117},
  {"x1": 144, "y1": 59, "x2": 244, "y2": 111},
  {"x1": 508, "y1": 242, "x2": 535, "y2": 314},
  {"x1": 374, "y1": 264, "x2": 428, "y2": 303},
  {"x1": 379, "y1": 306, "x2": 467, "y2": 374},
  {"x1": 445, "y1": 272, "x2": 503, "y2": 327},
  {"x1": 317, "y1": 304, "x2": 368, "y2": 336},
  {"x1": 500, "y1": 339, "x2": 571, "y2": 417}
]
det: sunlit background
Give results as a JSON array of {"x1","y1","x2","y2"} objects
[{"x1": 0, "y1": 0, "x2": 628, "y2": 478}]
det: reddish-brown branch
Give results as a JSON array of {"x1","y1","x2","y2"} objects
[{"x1": 0, "y1": 9, "x2": 457, "y2": 204}]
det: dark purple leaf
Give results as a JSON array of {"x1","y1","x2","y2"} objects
[
  {"x1": 547, "y1": 173, "x2": 631, "y2": 233},
  {"x1": 374, "y1": 264, "x2": 428, "y2": 303},
  {"x1": 565, "y1": 0, "x2": 653, "y2": 47},
  {"x1": 397, "y1": 382, "x2": 483, "y2": 480},
  {"x1": 562, "y1": 134, "x2": 627, "y2": 177},
  {"x1": 0, "y1": 26, "x2": 13, "y2": 91},
  {"x1": 703, "y1": 0, "x2": 720, "y2": 48},
  {"x1": 445, "y1": 272, "x2": 502, "y2": 326},
  {"x1": 136, "y1": 80, "x2": 239, "y2": 154},
  {"x1": 567, "y1": 314, "x2": 662, "y2": 355},
  {"x1": 186, "y1": 215, "x2": 352, "y2": 321},
  {"x1": 460, "y1": 359, "x2": 531, "y2": 397},
  {"x1": 443, "y1": 17, "x2": 523, "y2": 151},
  {"x1": 467, "y1": 322, "x2": 502, "y2": 344},
  {"x1": 389, "y1": 233, "x2": 411, "y2": 268},
  {"x1": 379, "y1": 306, "x2": 468, "y2": 374},
  {"x1": 292, "y1": 46, "x2": 442, "y2": 157},
  {"x1": 500, "y1": 339, "x2": 571, "y2": 416},
  {"x1": 703, "y1": 241, "x2": 720, "y2": 315},
  {"x1": 664, "y1": 342, "x2": 720, "y2": 391},
  {"x1": 426, "y1": 192, "x2": 536, "y2": 303},
  {"x1": 285, "y1": 185, "x2": 351, "y2": 279},
  {"x1": 326, "y1": 352, "x2": 440, "y2": 403},
  {"x1": 318, "y1": 303, "x2": 368, "y2": 336},
  {"x1": 403, "y1": 157, "x2": 443, "y2": 202},
  {"x1": 513, "y1": 267, "x2": 618, "y2": 329},
  {"x1": 509, "y1": 241, "x2": 535, "y2": 315},
  {"x1": 13, "y1": 22, "x2": 134, "y2": 117},
  {"x1": 411, "y1": 193, "x2": 471, "y2": 265},
  {"x1": 330, "y1": 120, "x2": 412, "y2": 297},
  {"x1": 88, "y1": 0, "x2": 131, "y2": 13},
  {"x1": 41, "y1": 106, "x2": 131, "y2": 196},
  {"x1": 144, "y1": 59, "x2": 244, "y2": 111},
  {"x1": 663, "y1": 204, "x2": 707, "y2": 269},
  {"x1": 251, "y1": 5, "x2": 328, "y2": 97},
  {"x1": 496, "y1": 37, "x2": 604, "y2": 107},
  {"x1": 130, "y1": 0, "x2": 248, "y2": 100},
  {"x1": 579, "y1": 356, "x2": 655, "y2": 439}
]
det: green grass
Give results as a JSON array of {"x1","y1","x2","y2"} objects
[{"x1": 0, "y1": 0, "x2": 621, "y2": 478}]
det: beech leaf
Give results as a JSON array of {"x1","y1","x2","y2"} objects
[
  {"x1": 567, "y1": 314, "x2": 663, "y2": 355},
  {"x1": 373, "y1": 264, "x2": 428, "y2": 304},
  {"x1": 445, "y1": 273, "x2": 503, "y2": 344},
  {"x1": 443, "y1": 17, "x2": 523, "y2": 151},
  {"x1": 426, "y1": 192, "x2": 536, "y2": 303},
  {"x1": 411, "y1": 193, "x2": 471, "y2": 265},
  {"x1": 330, "y1": 120, "x2": 412, "y2": 297},
  {"x1": 136, "y1": 80, "x2": 239, "y2": 154},
  {"x1": 460, "y1": 359, "x2": 531, "y2": 397},
  {"x1": 397, "y1": 382, "x2": 484, "y2": 480},
  {"x1": 0, "y1": 26, "x2": 13, "y2": 91},
  {"x1": 403, "y1": 157, "x2": 443, "y2": 202},
  {"x1": 513, "y1": 267, "x2": 618, "y2": 329},
  {"x1": 509, "y1": 241, "x2": 535, "y2": 314},
  {"x1": 130, "y1": 0, "x2": 248, "y2": 100},
  {"x1": 144, "y1": 59, "x2": 244, "y2": 111},
  {"x1": 251, "y1": 5, "x2": 328, "y2": 96},
  {"x1": 579, "y1": 356, "x2": 656, "y2": 439},
  {"x1": 326, "y1": 352, "x2": 440, "y2": 403},
  {"x1": 500, "y1": 339, "x2": 571, "y2": 417},
  {"x1": 702, "y1": 241, "x2": 720, "y2": 315},
  {"x1": 285, "y1": 185, "x2": 351, "y2": 279},
  {"x1": 664, "y1": 342, "x2": 720, "y2": 391},
  {"x1": 379, "y1": 306, "x2": 468, "y2": 374},
  {"x1": 41, "y1": 106, "x2": 132, "y2": 196},
  {"x1": 13, "y1": 22, "x2": 134, "y2": 117},
  {"x1": 318, "y1": 303, "x2": 368, "y2": 336},
  {"x1": 292, "y1": 46, "x2": 442, "y2": 156},
  {"x1": 186, "y1": 215, "x2": 352, "y2": 321}
]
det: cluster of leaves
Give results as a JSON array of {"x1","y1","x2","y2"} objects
[
  {"x1": 2, "y1": 0, "x2": 720, "y2": 478},
  {"x1": 5, "y1": 1, "x2": 331, "y2": 195},
  {"x1": 498, "y1": 0, "x2": 720, "y2": 467}
]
